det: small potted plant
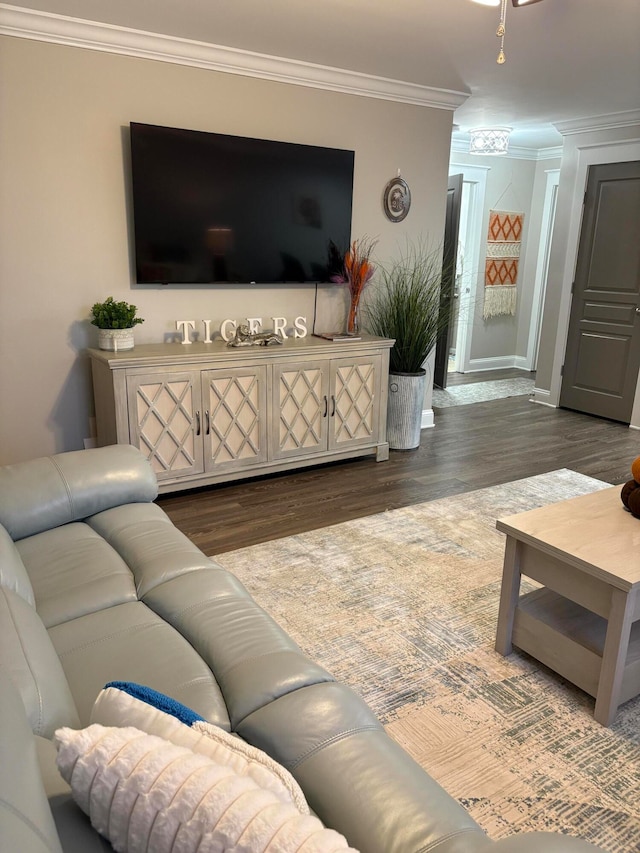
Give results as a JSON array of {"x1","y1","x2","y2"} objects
[{"x1": 90, "y1": 297, "x2": 144, "y2": 351}]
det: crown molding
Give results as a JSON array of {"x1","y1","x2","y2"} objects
[
  {"x1": 0, "y1": 4, "x2": 469, "y2": 110},
  {"x1": 450, "y1": 136, "x2": 562, "y2": 161},
  {"x1": 554, "y1": 110, "x2": 640, "y2": 137}
]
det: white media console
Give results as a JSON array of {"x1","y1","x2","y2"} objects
[{"x1": 89, "y1": 335, "x2": 393, "y2": 493}]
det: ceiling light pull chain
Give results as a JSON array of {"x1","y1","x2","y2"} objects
[{"x1": 496, "y1": 0, "x2": 507, "y2": 64}]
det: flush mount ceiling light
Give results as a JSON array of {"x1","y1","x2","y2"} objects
[
  {"x1": 469, "y1": 127, "x2": 512, "y2": 155},
  {"x1": 470, "y1": 0, "x2": 544, "y2": 63}
]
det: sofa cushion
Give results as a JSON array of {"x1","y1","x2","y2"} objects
[
  {"x1": 238, "y1": 682, "x2": 489, "y2": 853},
  {"x1": 0, "y1": 446, "x2": 157, "y2": 541},
  {"x1": 48, "y1": 601, "x2": 230, "y2": 730},
  {"x1": 17, "y1": 523, "x2": 137, "y2": 628},
  {"x1": 0, "y1": 522, "x2": 35, "y2": 605},
  {"x1": 91, "y1": 682, "x2": 309, "y2": 812},
  {"x1": 54, "y1": 724, "x2": 356, "y2": 853},
  {"x1": 0, "y1": 587, "x2": 80, "y2": 737}
]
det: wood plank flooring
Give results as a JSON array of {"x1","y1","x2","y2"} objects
[{"x1": 159, "y1": 375, "x2": 639, "y2": 556}]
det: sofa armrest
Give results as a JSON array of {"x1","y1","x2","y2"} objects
[
  {"x1": 238, "y1": 681, "x2": 490, "y2": 853},
  {"x1": 0, "y1": 671, "x2": 64, "y2": 853},
  {"x1": 0, "y1": 446, "x2": 157, "y2": 540}
]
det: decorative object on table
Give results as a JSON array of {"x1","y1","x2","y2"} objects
[
  {"x1": 382, "y1": 171, "x2": 411, "y2": 223},
  {"x1": 331, "y1": 236, "x2": 377, "y2": 335},
  {"x1": 90, "y1": 296, "x2": 144, "y2": 351},
  {"x1": 483, "y1": 210, "x2": 524, "y2": 320},
  {"x1": 620, "y1": 455, "x2": 640, "y2": 518},
  {"x1": 365, "y1": 241, "x2": 451, "y2": 450},
  {"x1": 313, "y1": 332, "x2": 361, "y2": 342},
  {"x1": 226, "y1": 323, "x2": 283, "y2": 347}
]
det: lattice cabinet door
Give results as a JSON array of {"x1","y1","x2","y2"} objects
[
  {"x1": 127, "y1": 371, "x2": 204, "y2": 481},
  {"x1": 203, "y1": 366, "x2": 268, "y2": 473},
  {"x1": 329, "y1": 355, "x2": 381, "y2": 451},
  {"x1": 271, "y1": 361, "x2": 329, "y2": 460}
]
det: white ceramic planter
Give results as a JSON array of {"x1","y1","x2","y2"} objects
[
  {"x1": 387, "y1": 370, "x2": 426, "y2": 450},
  {"x1": 98, "y1": 328, "x2": 135, "y2": 351}
]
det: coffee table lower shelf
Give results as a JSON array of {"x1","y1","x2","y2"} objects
[{"x1": 513, "y1": 587, "x2": 640, "y2": 709}]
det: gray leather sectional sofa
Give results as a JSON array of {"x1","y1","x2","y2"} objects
[{"x1": 0, "y1": 445, "x2": 600, "y2": 852}]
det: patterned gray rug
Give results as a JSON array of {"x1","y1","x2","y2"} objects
[
  {"x1": 433, "y1": 377, "x2": 535, "y2": 407},
  {"x1": 216, "y1": 470, "x2": 639, "y2": 852}
]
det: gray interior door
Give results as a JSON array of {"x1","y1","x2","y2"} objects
[
  {"x1": 560, "y1": 161, "x2": 640, "y2": 423},
  {"x1": 434, "y1": 174, "x2": 463, "y2": 390}
]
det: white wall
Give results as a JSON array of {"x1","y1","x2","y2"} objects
[{"x1": 0, "y1": 36, "x2": 455, "y2": 464}]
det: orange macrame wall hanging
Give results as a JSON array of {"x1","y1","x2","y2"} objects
[{"x1": 484, "y1": 210, "x2": 524, "y2": 320}]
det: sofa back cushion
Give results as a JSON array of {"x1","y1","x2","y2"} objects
[
  {"x1": 0, "y1": 672, "x2": 65, "y2": 853},
  {"x1": 0, "y1": 586, "x2": 80, "y2": 737},
  {"x1": 0, "y1": 445, "x2": 157, "y2": 541},
  {"x1": 0, "y1": 523, "x2": 35, "y2": 605}
]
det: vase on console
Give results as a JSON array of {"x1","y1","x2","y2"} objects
[
  {"x1": 347, "y1": 293, "x2": 361, "y2": 335},
  {"x1": 331, "y1": 237, "x2": 376, "y2": 337}
]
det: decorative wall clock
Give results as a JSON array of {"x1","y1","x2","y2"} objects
[{"x1": 382, "y1": 174, "x2": 411, "y2": 222}]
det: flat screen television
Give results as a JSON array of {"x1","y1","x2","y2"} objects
[{"x1": 129, "y1": 122, "x2": 354, "y2": 285}]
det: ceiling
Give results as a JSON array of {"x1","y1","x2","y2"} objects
[{"x1": 4, "y1": 0, "x2": 640, "y2": 150}]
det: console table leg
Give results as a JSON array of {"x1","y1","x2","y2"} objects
[
  {"x1": 594, "y1": 587, "x2": 636, "y2": 726},
  {"x1": 376, "y1": 443, "x2": 390, "y2": 462},
  {"x1": 495, "y1": 536, "x2": 521, "y2": 656}
]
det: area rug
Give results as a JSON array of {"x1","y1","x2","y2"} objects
[
  {"x1": 215, "y1": 470, "x2": 640, "y2": 852},
  {"x1": 433, "y1": 377, "x2": 534, "y2": 408}
]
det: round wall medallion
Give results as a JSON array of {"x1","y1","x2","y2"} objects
[{"x1": 382, "y1": 176, "x2": 411, "y2": 222}]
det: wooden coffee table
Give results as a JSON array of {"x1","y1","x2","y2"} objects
[{"x1": 495, "y1": 485, "x2": 640, "y2": 726}]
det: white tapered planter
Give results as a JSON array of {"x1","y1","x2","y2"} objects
[{"x1": 386, "y1": 370, "x2": 426, "y2": 450}]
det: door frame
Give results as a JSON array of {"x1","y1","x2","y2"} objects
[
  {"x1": 526, "y1": 169, "x2": 559, "y2": 371},
  {"x1": 546, "y1": 139, "x2": 640, "y2": 428},
  {"x1": 448, "y1": 162, "x2": 490, "y2": 374},
  {"x1": 434, "y1": 174, "x2": 463, "y2": 388}
]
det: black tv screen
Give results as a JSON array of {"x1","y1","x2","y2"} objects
[{"x1": 129, "y1": 122, "x2": 354, "y2": 284}]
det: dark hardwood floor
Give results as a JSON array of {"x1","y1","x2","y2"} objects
[{"x1": 159, "y1": 373, "x2": 639, "y2": 556}]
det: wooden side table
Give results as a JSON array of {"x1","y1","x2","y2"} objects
[{"x1": 495, "y1": 486, "x2": 640, "y2": 726}]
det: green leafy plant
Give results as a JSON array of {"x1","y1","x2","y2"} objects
[
  {"x1": 364, "y1": 241, "x2": 452, "y2": 374},
  {"x1": 90, "y1": 297, "x2": 144, "y2": 330}
]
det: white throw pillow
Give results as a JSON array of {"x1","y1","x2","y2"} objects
[
  {"x1": 91, "y1": 683, "x2": 308, "y2": 813},
  {"x1": 54, "y1": 724, "x2": 358, "y2": 853}
]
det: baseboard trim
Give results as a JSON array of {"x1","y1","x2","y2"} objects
[
  {"x1": 513, "y1": 355, "x2": 531, "y2": 371},
  {"x1": 421, "y1": 409, "x2": 435, "y2": 429},
  {"x1": 531, "y1": 387, "x2": 556, "y2": 407},
  {"x1": 0, "y1": 4, "x2": 469, "y2": 109},
  {"x1": 465, "y1": 356, "x2": 531, "y2": 373}
]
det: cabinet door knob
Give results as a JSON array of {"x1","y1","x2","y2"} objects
[
  {"x1": 331, "y1": 395, "x2": 336, "y2": 417},
  {"x1": 195, "y1": 411, "x2": 201, "y2": 436},
  {"x1": 323, "y1": 395, "x2": 328, "y2": 418},
  {"x1": 205, "y1": 410, "x2": 210, "y2": 434}
]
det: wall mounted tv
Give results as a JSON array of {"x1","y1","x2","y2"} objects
[{"x1": 129, "y1": 122, "x2": 354, "y2": 285}]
